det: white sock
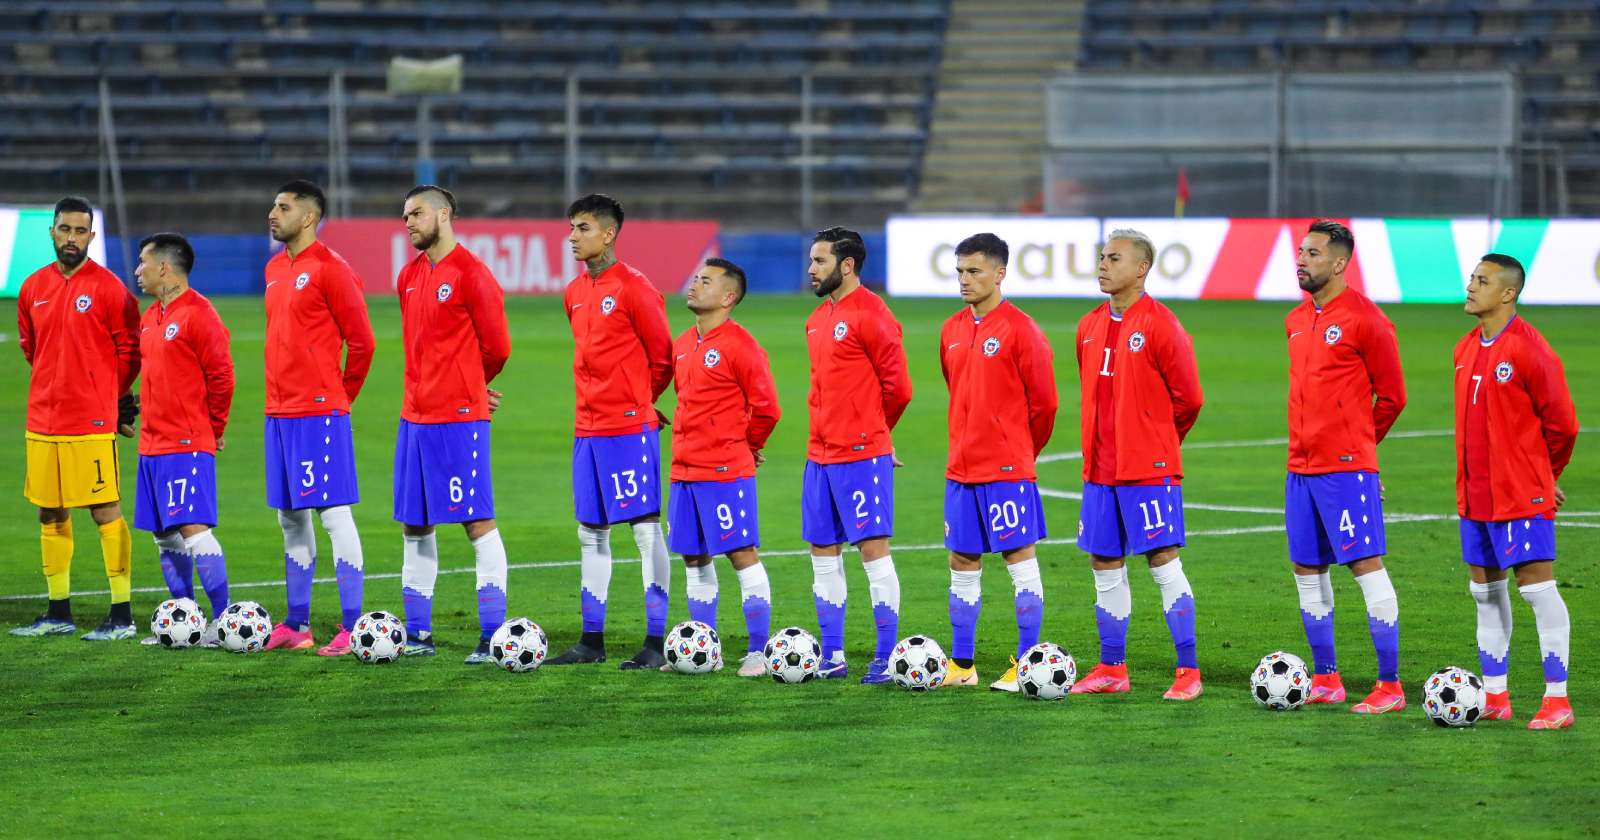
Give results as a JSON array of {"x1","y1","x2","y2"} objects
[
  {"x1": 1007, "y1": 557, "x2": 1044, "y2": 599},
  {"x1": 1519, "y1": 580, "x2": 1570, "y2": 697},
  {"x1": 1355, "y1": 567, "x2": 1399, "y2": 626},
  {"x1": 278, "y1": 508, "x2": 315, "y2": 572},
  {"x1": 864, "y1": 555, "x2": 900, "y2": 614},
  {"x1": 578, "y1": 524, "x2": 613, "y2": 610},
  {"x1": 401, "y1": 532, "x2": 440, "y2": 598},
  {"x1": 811, "y1": 553, "x2": 847, "y2": 607},
  {"x1": 318, "y1": 505, "x2": 364, "y2": 573},
  {"x1": 736, "y1": 562, "x2": 771, "y2": 605},
  {"x1": 154, "y1": 531, "x2": 187, "y2": 555},
  {"x1": 633, "y1": 520, "x2": 671, "y2": 613},
  {"x1": 949, "y1": 568, "x2": 982, "y2": 605},
  {"x1": 472, "y1": 528, "x2": 509, "y2": 594},
  {"x1": 1149, "y1": 557, "x2": 1192, "y2": 613},
  {"x1": 1092, "y1": 566, "x2": 1131, "y2": 621},
  {"x1": 1295, "y1": 571, "x2": 1333, "y2": 620},
  {"x1": 1470, "y1": 579, "x2": 1512, "y2": 694},
  {"x1": 686, "y1": 562, "x2": 719, "y2": 605}
]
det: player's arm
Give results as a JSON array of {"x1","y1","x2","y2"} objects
[
  {"x1": 1016, "y1": 322, "x2": 1059, "y2": 456},
  {"x1": 326, "y1": 262, "x2": 376, "y2": 404},
  {"x1": 111, "y1": 285, "x2": 142, "y2": 394},
  {"x1": 1363, "y1": 315, "x2": 1407, "y2": 443},
  {"x1": 863, "y1": 312, "x2": 913, "y2": 430},
  {"x1": 1154, "y1": 318, "x2": 1204, "y2": 442},
  {"x1": 16, "y1": 292, "x2": 35, "y2": 365},
  {"x1": 740, "y1": 342, "x2": 782, "y2": 455},
  {"x1": 630, "y1": 283, "x2": 675, "y2": 405},
  {"x1": 467, "y1": 267, "x2": 512, "y2": 384},
  {"x1": 1525, "y1": 341, "x2": 1580, "y2": 480},
  {"x1": 197, "y1": 309, "x2": 236, "y2": 444}
]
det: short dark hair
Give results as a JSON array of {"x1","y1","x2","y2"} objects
[
  {"x1": 1307, "y1": 219, "x2": 1355, "y2": 256},
  {"x1": 954, "y1": 232, "x2": 1009, "y2": 267},
  {"x1": 53, "y1": 196, "x2": 94, "y2": 224},
  {"x1": 406, "y1": 184, "x2": 457, "y2": 218},
  {"x1": 278, "y1": 179, "x2": 327, "y2": 218},
  {"x1": 813, "y1": 226, "x2": 867, "y2": 275},
  {"x1": 704, "y1": 257, "x2": 747, "y2": 303},
  {"x1": 1479, "y1": 252, "x2": 1527, "y2": 294},
  {"x1": 568, "y1": 193, "x2": 625, "y2": 232},
  {"x1": 139, "y1": 232, "x2": 195, "y2": 275}
]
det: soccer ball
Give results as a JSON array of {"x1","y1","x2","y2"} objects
[
  {"x1": 889, "y1": 635, "x2": 949, "y2": 691},
  {"x1": 1251, "y1": 651, "x2": 1311, "y2": 710},
  {"x1": 1017, "y1": 642, "x2": 1077, "y2": 700},
  {"x1": 490, "y1": 618, "x2": 548, "y2": 673},
  {"x1": 350, "y1": 610, "x2": 407, "y2": 664},
  {"x1": 764, "y1": 626, "x2": 822, "y2": 684},
  {"x1": 1422, "y1": 666, "x2": 1486, "y2": 728},
  {"x1": 217, "y1": 601, "x2": 272, "y2": 653},
  {"x1": 664, "y1": 620, "x2": 722, "y2": 674},
  {"x1": 150, "y1": 597, "x2": 205, "y2": 648}
]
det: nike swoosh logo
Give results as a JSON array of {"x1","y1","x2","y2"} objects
[
  {"x1": 807, "y1": 329, "x2": 817, "y2": 335},
  {"x1": 1504, "y1": 546, "x2": 1515, "y2": 556},
  {"x1": 266, "y1": 281, "x2": 279, "y2": 289},
  {"x1": 1289, "y1": 332, "x2": 1303, "y2": 339},
  {"x1": 448, "y1": 504, "x2": 463, "y2": 512},
  {"x1": 299, "y1": 488, "x2": 316, "y2": 497},
  {"x1": 92, "y1": 485, "x2": 107, "y2": 494},
  {"x1": 1455, "y1": 365, "x2": 1466, "y2": 370},
  {"x1": 168, "y1": 508, "x2": 181, "y2": 515},
  {"x1": 856, "y1": 520, "x2": 868, "y2": 529},
  {"x1": 1082, "y1": 339, "x2": 1095, "y2": 344},
  {"x1": 720, "y1": 531, "x2": 734, "y2": 541},
  {"x1": 404, "y1": 287, "x2": 416, "y2": 293},
  {"x1": 676, "y1": 354, "x2": 686, "y2": 360},
  {"x1": 1341, "y1": 540, "x2": 1358, "y2": 551},
  {"x1": 947, "y1": 342, "x2": 961, "y2": 349},
  {"x1": 571, "y1": 304, "x2": 585, "y2": 310},
  {"x1": 619, "y1": 501, "x2": 630, "y2": 508},
  {"x1": 998, "y1": 529, "x2": 1016, "y2": 539},
  {"x1": 1146, "y1": 527, "x2": 1166, "y2": 538},
  {"x1": 141, "y1": 327, "x2": 149, "y2": 333},
  {"x1": 33, "y1": 300, "x2": 50, "y2": 307}
]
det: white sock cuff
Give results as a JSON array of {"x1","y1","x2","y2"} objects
[
  {"x1": 578, "y1": 523, "x2": 611, "y2": 547},
  {"x1": 810, "y1": 553, "x2": 842, "y2": 576},
  {"x1": 317, "y1": 504, "x2": 354, "y2": 528},
  {"x1": 1355, "y1": 568, "x2": 1397, "y2": 603},
  {"x1": 182, "y1": 529, "x2": 219, "y2": 552},
  {"x1": 950, "y1": 568, "x2": 982, "y2": 602},
  {"x1": 1518, "y1": 579, "x2": 1558, "y2": 597},
  {"x1": 1092, "y1": 567, "x2": 1124, "y2": 592},
  {"x1": 1006, "y1": 558, "x2": 1043, "y2": 596},
  {"x1": 863, "y1": 555, "x2": 897, "y2": 581},
  {"x1": 1149, "y1": 557, "x2": 1186, "y2": 586},
  {"x1": 154, "y1": 531, "x2": 187, "y2": 552},
  {"x1": 736, "y1": 562, "x2": 771, "y2": 599},
  {"x1": 470, "y1": 527, "x2": 501, "y2": 548}
]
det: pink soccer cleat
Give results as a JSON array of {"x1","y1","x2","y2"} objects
[
  {"x1": 1162, "y1": 667, "x2": 1203, "y2": 701},
  {"x1": 1527, "y1": 696, "x2": 1574, "y2": 730},
  {"x1": 1070, "y1": 663, "x2": 1130, "y2": 694},
  {"x1": 1482, "y1": 691, "x2": 1513, "y2": 721},
  {"x1": 1306, "y1": 672, "x2": 1347, "y2": 704},
  {"x1": 264, "y1": 623, "x2": 315, "y2": 651},
  {"x1": 315, "y1": 627, "x2": 352, "y2": 657},
  {"x1": 1351, "y1": 680, "x2": 1406, "y2": 714}
]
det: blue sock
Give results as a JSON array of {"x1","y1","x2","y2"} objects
[
  {"x1": 645, "y1": 582, "x2": 669, "y2": 638},
  {"x1": 1356, "y1": 569, "x2": 1400, "y2": 683},
  {"x1": 155, "y1": 534, "x2": 194, "y2": 600},
  {"x1": 335, "y1": 558, "x2": 364, "y2": 632},
  {"x1": 872, "y1": 602, "x2": 898, "y2": 662},
  {"x1": 187, "y1": 531, "x2": 229, "y2": 619},
  {"x1": 1093, "y1": 567, "x2": 1131, "y2": 666},
  {"x1": 948, "y1": 569, "x2": 981, "y2": 662},
  {"x1": 478, "y1": 583, "x2": 506, "y2": 643},
  {"x1": 1296, "y1": 572, "x2": 1338, "y2": 674},
  {"x1": 285, "y1": 552, "x2": 315, "y2": 629},
  {"x1": 687, "y1": 563, "x2": 719, "y2": 629},
  {"x1": 1152, "y1": 559, "x2": 1197, "y2": 669},
  {"x1": 402, "y1": 587, "x2": 432, "y2": 638},
  {"x1": 1008, "y1": 559, "x2": 1044, "y2": 661},
  {"x1": 737, "y1": 562, "x2": 772, "y2": 653}
]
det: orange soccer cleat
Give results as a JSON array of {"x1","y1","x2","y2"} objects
[
  {"x1": 1351, "y1": 680, "x2": 1406, "y2": 714},
  {"x1": 1069, "y1": 662, "x2": 1130, "y2": 694},
  {"x1": 1306, "y1": 672, "x2": 1347, "y2": 704},
  {"x1": 1482, "y1": 690, "x2": 1513, "y2": 721},
  {"x1": 1527, "y1": 696, "x2": 1574, "y2": 730},
  {"x1": 1162, "y1": 667, "x2": 1203, "y2": 701}
]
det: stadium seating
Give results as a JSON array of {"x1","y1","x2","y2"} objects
[{"x1": 0, "y1": 1, "x2": 949, "y2": 229}]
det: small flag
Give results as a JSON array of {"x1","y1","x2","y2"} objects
[{"x1": 1175, "y1": 167, "x2": 1191, "y2": 219}]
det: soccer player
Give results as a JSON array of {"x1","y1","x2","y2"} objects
[
  {"x1": 392, "y1": 185, "x2": 513, "y2": 664},
  {"x1": 1071, "y1": 229, "x2": 1205, "y2": 701},
  {"x1": 549, "y1": 194, "x2": 675, "y2": 670},
  {"x1": 1283, "y1": 220, "x2": 1408, "y2": 714},
  {"x1": 802, "y1": 227, "x2": 912, "y2": 683},
  {"x1": 130, "y1": 233, "x2": 236, "y2": 643},
  {"x1": 1455, "y1": 253, "x2": 1579, "y2": 729},
  {"x1": 11, "y1": 196, "x2": 142, "y2": 640},
  {"x1": 262, "y1": 179, "x2": 376, "y2": 656},
  {"x1": 938, "y1": 233, "x2": 1058, "y2": 691},
  {"x1": 665, "y1": 259, "x2": 781, "y2": 678}
]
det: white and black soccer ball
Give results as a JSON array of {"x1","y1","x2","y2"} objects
[
  {"x1": 490, "y1": 618, "x2": 548, "y2": 673},
  {"x1": 350, "y1": 610, "x2": 407, "y2": 664},
  {"x1": 764, "y1": 626, "x2": 821, "y2": 684},
  {"x1": 217, "y1": 601, "x2": 273, "y2": 653},
  {"x1": 664, "y1": 620, "x2": 722, "y2": 674},
  {"x1": 1017, "y1": 641, "x2": 1077, "y2": 700},
  {"x1": 1422, "y1": 665, "x2": 1486, "y2": 728},
  {"x1": 889, "y1": 635, "x2": 949, "y2": 691},
  {"x1": 1251, "y1": 651, "x2": 1311, "y2": 710},
  {"x1": 150, "y1": 597, "x2": 205, "y2": 648}
]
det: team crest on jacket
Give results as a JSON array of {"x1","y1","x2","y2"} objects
[
  {"x1": 294, "y1": 272, "x2": 310, "y2": 290},
  {"x1": 1494, "y1": 360, "x2": 1514, "y2": 383},
  {"x1": 601, "y1": 295, "x2": 617, "y2": 315},
  {"x1": 436, "y1": 283, "x2": 453, "y2": 302},
  {"x1": 74, "y1": 294, "x2": 92, "y2": 312},
  {"x1": 1127, "y1": 331, "x2": 1147, "y2": 352},
  {"x1": 703, "y1": 348, "x2": 722, "y2": 368},
  {"x1": 163, "y1": 323, "x2": 180, "y2": 341},
  {"x1": 832, "y1": 321, "x2": 848, "y2": 341},
  {"x1": 982, "y1": 336, "x2": 1001, "y2": 357},
  {"x1": 1323, "y1": 324, "x2": 1343, "y2": 345}
]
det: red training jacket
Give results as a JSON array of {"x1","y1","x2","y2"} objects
[
  {"x1": 1454, "y1": 316, "x2": 1578, "y2": 521},
  {"x1": 138, "y1": 289, "x2": 234, "y2": 455},
  {"x1": 805, "y1": 286, "x2": 912, "y2": 463},
  {"x1": 669, "y1": 319, "x2": 781, "y2": 482},
  {"x1": 17, "y1": 259, "x2": 140, "y2": 436},
  {"x1": 564, "y1": 260, "x2": 673, "y2": 436},
  {"x1": 263, "y1": 240, "x2": 375, "y2": 417},
  {"x1": 1075, "y1": 294, "x2": 1203, "y2": 483},
  {"x1": 1285, "y1": 287, "x2": 1407, "y2": 474},
  {"x1": 397, "y1": 244, "x2": 511, "y2": 424},
  {"x1": 940, "y1": 299, "x2": 1057, "y2": 483}
]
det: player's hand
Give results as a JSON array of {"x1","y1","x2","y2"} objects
[
  {"x1": 487, "y1": 388, "x2": 503, "y2": 415},
  {"x1": 216, "y1": 437, "x2": 226, "y2": 451},
  {"x1": 753, "y1": 450, "x2": 766, "y2": 468},
  {"x1": 656, "y1": 408, "x2": 671, "y2": 427},
  {"x1": 891, "y1": 449, "x2": 905, "y2": 468},
  {"x1": 117, "y1": 392, "x2": 139, "y2": 437},
  {"x1": 1555, "y1": 485, "x2": 1566, "y2": 509}
]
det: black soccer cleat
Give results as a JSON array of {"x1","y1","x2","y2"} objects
[
  {"x1": 618, "y1": 645, "x2": 666, "y2": 671},
  {"x1": 545, "y1": 641, "x2": 606, "y2": 665}
]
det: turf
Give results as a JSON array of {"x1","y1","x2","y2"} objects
[{"x1": 0, "y1": 293, "x2": 1594, "y2": 837}]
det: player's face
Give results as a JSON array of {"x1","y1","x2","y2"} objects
[
  {"x1": 1097, "y1": 238, "x2": 1146, "y2": 296},
  {"x1": 955, "y1": 253, "x2": 1003, "y2": 306},
  {"x1": 808, "y1": 241, "x2": 844, "y2": 298},
  {"x1": 686, "y1": 264, "x2": 734, "y2": 314},
  {"x1": 568, "y1": 213, "x2": 614, "y2": 262},
  {"x1": 1465, "y1": 261, "x2": 1515, "y2": 315},
  {"x1": 51, "y1": 211, "x2": 95, "y2": 270},
  {"x1": 1296, "y1": 233, "x2": 1344, "y2": 293},
  {"x1": 403, "y1": 197, "x2": 440, "y2": 252},
  {"x1": 133, "y1": 243, "x2": 165, "y2": 296},
  {"x1": 268, "y1": 192, "x2": 312, "y2": 244}
]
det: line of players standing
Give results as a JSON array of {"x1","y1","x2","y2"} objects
[{"x1": 9, "y1": 186, "x2": 1579, "y2": 729}]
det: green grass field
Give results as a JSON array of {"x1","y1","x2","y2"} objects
[{"x1": 1, "y1": 293, "x2": 1595, "y2": 837}]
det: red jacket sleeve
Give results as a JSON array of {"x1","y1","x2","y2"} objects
[
  {"x1": 1363, "y1": 313, "x2": 1407, "y2": 443},
  {"x1": 16, "y1": 291, "x2": 34, "y2": 365},
  {"x1": 1526, "y1": 341, "x2": 1580, "y2": 480},
  {"x1": 740, "y1": 338, "x2": 782, "y2": 452},
  {"x1": 863, "y1": 311, "x2": 913, "y2": 431},
  {"x1": 630, "y1": 282, "x2": 674, "y2": 403},
  {"x1": 197, "y1": 307, "x2": 235, "y2": 441},
  {"x1": 1016, "y1": 320, "x2": 1058, "y2": 456},
  {"x1": 468, "y1": 266, "x2": 511, "y2": 384},
  {"x1": 1155, "y1": 314, "x2": 1204, "y2": 442},
  {"x1": 112, "y1": 285, "x2": 141, "y2": 394},
  {"x1": 326, "y1": 261, "x2": 376, "y2": 404}
]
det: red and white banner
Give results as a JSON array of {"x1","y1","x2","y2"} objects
[{"x1": 319, "y1": 219, "x2": 719, "y2": 295}]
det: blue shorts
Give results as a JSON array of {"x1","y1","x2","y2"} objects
[
  {"x1": 264, "y1": 412, "x2": 360, "y2": 510},
  {"x1": 1076, "y1": 479, "x2": 1186, "y2": 558},
  {"x1": 1285, "y1": 471, "x2": 1387, "y2": 566},
  {"x1": 668, "y1": 477, "x2": 759, "y2": 556},
  {"x1": 1460, "y1": 516, "x2": 1556, "y2": 569},
  {"x1": 801, "y1": 457, "x2": 895, "y2": 546},
  {"x1": 944, "y1": 479, "x2": 1047, "y2": 555},
  {"x1": 392, "y1": 419, "x2": 495, "y2": 527},
  {"x1": 134, "y1": 451, "x2": 218, "y2": 533},
  {"x1": 572, "y1": 426, "x2": 661, "y2": 525}
]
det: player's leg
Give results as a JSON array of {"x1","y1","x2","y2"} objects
[
  {"x1": 264, "y1": 418, "x2": 318, "y2": 649},
  {"x1": 61, "y1": 437, "x2": 134, "y2": 640},
  {"x1": 1347, "y1": 555, "x2": 1403, "y2": 714},
  {"x1": 13, "y1": 437, "x2": 78, "y2": 635},
  {"x1": 1312, "y1": 471, "x2": 1400, "y2": 712},
  {"x1": 1287, "y1": 473, "x2": 1343, "y2": 701},
  {"x1": 1073, "y1": 482, "x2": 1131, "y2": 693},
  {"x1": 311, "y1": 412, "x2": 366, "y2": 656},
  {"x1": 727, "y1": 545, "x2": 770, "y2": 678},
  {"x1": 622, "y1": 427, "x2": 671, "y2": 670},
  {"x1": 699, "y1": 476, "x2": 766, "y2": 677},
  {"x1": 165, "y1": 452, "x2": 228, "y2": 627},
  {"x1": 990, "y1": 542, "x2": 1044, "y2": 693},
  {"x1": 394, "y1": 420, "x2": 438, "y2": 655},
  {"x1": 1120, "y1": 482, "x2": 1199, "y2": 699},
  {"x1": 857, "y1": 455, "x2": 900, "y2": 684},
  {"x1": 942, "y1": 480, "x2": 985, "y2": 685},
  {"x1": 556, "y1": 435, "x2": 614, "y2": 664},
  {"x1": 1461, "y1": 519, "x2": 1514, "y2": 718},
  {"x1": 802, "y1": 460, "x2": 849, "y2": 674},
  {"x1": 462, "y1": 516, "x2": 508, "y2": 665},
  {"x1": 174, "y1": 522, "x2": 226, "y2": 646},
  {"x1": 1507, "y1": 519, "x2": 1571, "y2": 729},
  {"x1": 668, "y1": 482, "x2": 720, "y2": 628},
  {"x1": 978, "y1": 480, "x2": 1047, "y2": 693}
]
